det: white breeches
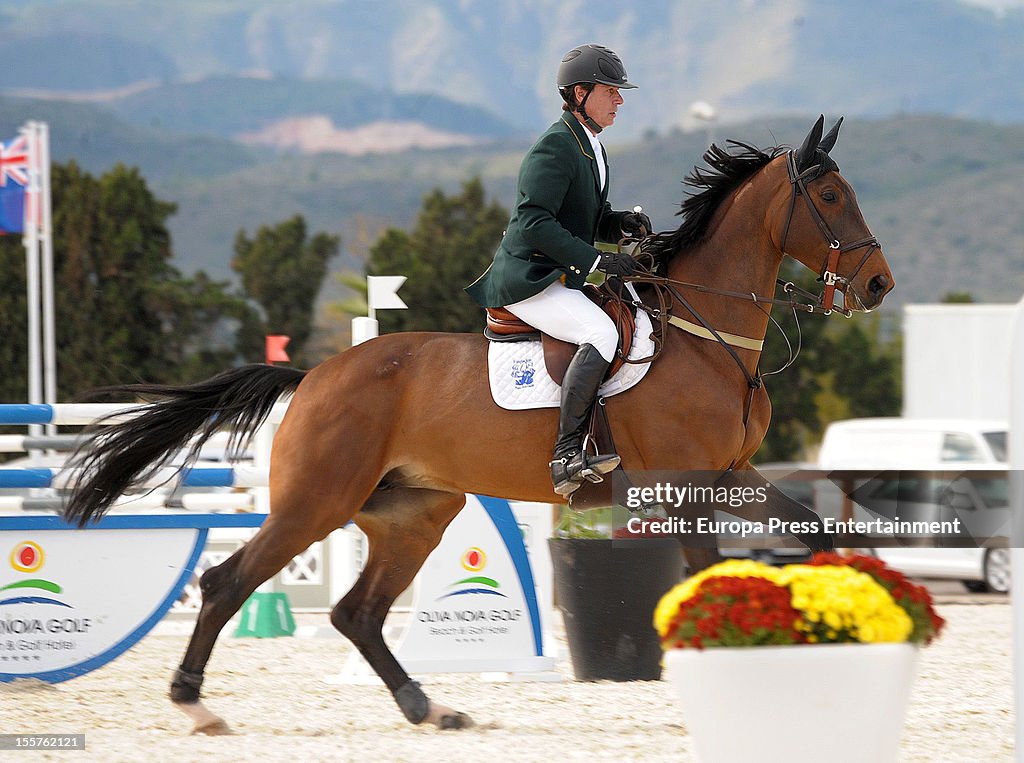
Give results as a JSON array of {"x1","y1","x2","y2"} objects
[{"x1": 505, "y1": 280, "x2": 618, "y2": 363}]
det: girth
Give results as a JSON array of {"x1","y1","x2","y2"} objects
[{"x1": 484, "y1": 284, "x2": 636, "y2": 385}]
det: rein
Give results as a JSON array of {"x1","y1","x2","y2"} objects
[
  {"x1": 612, "y1": 268, "x2": 808, "y2": 427},
  {"x1": 614, "y1": 241, "x2": 846, "y2": 374},
  {"x1": 630, "y1": 270, "x2": 845, "y2": 318},
  {"x1": 604, "y1": 267, "x2": 761, "y2": 390}
]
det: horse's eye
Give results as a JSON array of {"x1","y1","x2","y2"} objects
[{"x1": 822, "y1": 190, "x2": 838, "y2": 203}]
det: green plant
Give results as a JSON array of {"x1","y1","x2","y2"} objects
[
  {"x1": 553, "y1": 505, "x2": 678, "y2": 539},
  {"x1": 552, "y1": 503, "x2": 630, "y2": 540},
  {"x1": 552, "y1": 507, "x2": 610, "y2": 538}
]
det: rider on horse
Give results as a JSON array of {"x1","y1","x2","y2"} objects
[{"x1": 466, "y1": 43, "x2": 652, "y2": 497}]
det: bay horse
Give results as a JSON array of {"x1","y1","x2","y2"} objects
[{"x1": 62, "y1": 115, "x2": 893, "y2": 733}]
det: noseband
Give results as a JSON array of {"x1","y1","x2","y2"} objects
[{"x1": 780, "y1": 150, "x2": 880, "y2": 314}]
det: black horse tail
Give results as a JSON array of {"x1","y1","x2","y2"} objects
[{"x1": 63, "y1": 364, "x2": 308, "y2": 527}]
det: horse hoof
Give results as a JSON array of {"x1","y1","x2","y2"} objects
[
  {"x1": 438, "y1": 711, "x2": 474, "y2": 730},
  {"x1": 191, "y1": 718, "x2": 232, "y2": 736},
  {"x1": 425, "y1": 701, "x2": 474, "y2": 730},
  {"x1": 176, "y1": 700, "x2": 231, "y2": 736}
]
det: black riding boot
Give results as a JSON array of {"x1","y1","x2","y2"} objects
[{"x1": 550, "y1": 344, "x2": 621, "y2": 497}]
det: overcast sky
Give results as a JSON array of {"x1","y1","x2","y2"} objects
[{"x1": 958, "y1": 0, "x2": 1024, "y2": 10}]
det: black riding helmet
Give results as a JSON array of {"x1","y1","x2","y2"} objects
[{"x1": 557, "y1": 44, "x2": 637, "y2": 134}]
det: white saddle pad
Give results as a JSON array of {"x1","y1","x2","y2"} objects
[{"x1": 487, "y1": 307, "x2": 655, "y2": 410}]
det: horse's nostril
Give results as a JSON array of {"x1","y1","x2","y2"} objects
[{"x1": 869, "y1": 275, "x2": 890, "y2": 296}]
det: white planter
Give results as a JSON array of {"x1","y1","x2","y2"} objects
[{"x1": 664, "y1": 643, "x2": 918, "y2": 763}]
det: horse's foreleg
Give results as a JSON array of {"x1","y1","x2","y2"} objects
[
  {"x1": 332, "y1": 487, "x2": 470, "y2": 729},
  {"x1": 171, "y1": 515, "x2": 327, "y2": 735},
  {"x1": 670, "y1": 501, "x2": 724, "y2": 574},
  {"x1": 718, "y1": 465, "x2": 834, "y2": 553}
]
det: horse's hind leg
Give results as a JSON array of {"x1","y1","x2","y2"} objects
[
  {"x1": 332, "y1": 487, "x2": 470, "y2": 729},
  {"x1": 170, "y1": 515, "x2": 327, "y2": 734}
]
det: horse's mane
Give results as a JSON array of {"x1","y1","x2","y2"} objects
[{"x1": 646, "y1": 140, "x2": 788, "y2": 265}]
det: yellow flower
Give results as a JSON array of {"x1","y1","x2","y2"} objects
[{"x1": 777, "y1": 564, "x2": 912, "y2": 644}]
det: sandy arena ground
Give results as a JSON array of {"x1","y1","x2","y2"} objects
[{"x1": 0, "y1": 599, "x2": 1014, "y2": 762}]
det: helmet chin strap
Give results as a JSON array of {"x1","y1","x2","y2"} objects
[{"x1": 576, "y1": 87, "x2": 603, "y2": 134}]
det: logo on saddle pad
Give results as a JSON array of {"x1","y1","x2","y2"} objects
[{"x1": 511, "y1": 358, "x2": 535, "y2": 388}]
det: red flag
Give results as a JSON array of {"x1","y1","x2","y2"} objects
[{"x1": 265, "y1": 335, "x2": 290, "y2": 363}]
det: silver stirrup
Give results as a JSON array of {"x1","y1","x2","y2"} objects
[{"x1": 578, "y1": 435, "x2": 621, "y2": 483}]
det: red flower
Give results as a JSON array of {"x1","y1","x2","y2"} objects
[{"x1": 660, "y1": 575, "x2": 805, "y2": 649}]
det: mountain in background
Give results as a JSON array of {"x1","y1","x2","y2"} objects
[
  {"x1": 0, "y1": 94, "x2": 259, "y2": 181},
  {"x1": 102, "y1": 76, "x2": 518, "y2": 146},
  {"x1": 153, "y1": 114, "x2": 1023, "y2": 310},
  {"x1": 0, "y1": 0, "x2": 1022, "y2": 310},
  {"x1": 4, "y1": 92, "x2": 1019, "y2": 309},
  {"x1": 1, "y1": 0, "x2": 1022, "y2": 140}
]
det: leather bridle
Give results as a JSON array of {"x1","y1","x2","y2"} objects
[
  {"x1": 616, "y1": 149, "x2": 885, "y2": 397},
  {"x1": 780, "y1": 150, "x2": 880, "y2": 314},
  {"x1": 614, "y1": 148, "x2": 885, "y2": 404}
]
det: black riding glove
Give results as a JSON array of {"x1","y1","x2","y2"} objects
[
  {"x1": 621, "y1": 211, "x2": 652, "y2": 238},
  {"x1": 597, "y1": 251, "x2": 638, "y2": 277}
]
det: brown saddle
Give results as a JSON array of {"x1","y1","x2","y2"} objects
[{"x1": 484, "y1": 284, "x2": 636, "y2": 385}]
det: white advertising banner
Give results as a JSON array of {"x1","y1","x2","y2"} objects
[
  {"x1": 0, "y1": 527, "x2": 204, "y2": 682},
  {"x1": 396, "y1": 495, "x2": 555, "y2": 674}
]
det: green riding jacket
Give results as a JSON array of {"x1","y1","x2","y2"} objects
[{"x1": 466, "y1": 113, "x2": 628, "y2": 308}]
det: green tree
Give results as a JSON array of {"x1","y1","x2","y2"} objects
[
  {"x1": 822, "y1": 315, "x2": 901, "y2": 420},
  {"x1": 151, "y1": 270, "x2": 256, "y2": 384},
  {"x1": 56, "y1": 162, "x2": 249, "y2": 392},
  {"x1": 365, "y1": 177, "x2": 508, "y2": 334},
  {"x1": 0, "y1": 161, "x2": 250, "y2": 402},
  {"x1": 0, "y1": 235, "x2": 29, "y2": 401},
  {"x1": 232, "y1": 214, "x2": 339, "y2": 365}
]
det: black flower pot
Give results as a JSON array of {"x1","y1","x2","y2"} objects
[{"x1": 548, "y1": 537, "x2": 684, "y2": 681}]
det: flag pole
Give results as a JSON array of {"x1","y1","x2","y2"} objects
[
  {"x1": 21, "y1": 122, "x2": 42, "y2": 439},
  {"x1": 37, "y1": 121, "x2": 57, "y2": 436}
]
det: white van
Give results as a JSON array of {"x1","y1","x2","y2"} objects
[
  {"x1": 814, "y1": 418, "x2": 1010, "y2": 593},
  {"x1": 817, "y1": 418, "x2": 1007, "y2": 469}
]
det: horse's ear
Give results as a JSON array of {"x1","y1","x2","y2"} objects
[
  {"x1": 796, "y1": 115, "x2": 825, "y2": 170},
  {"x1": 819, "y1": 116, "x2": 844, "y2": 154}
]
